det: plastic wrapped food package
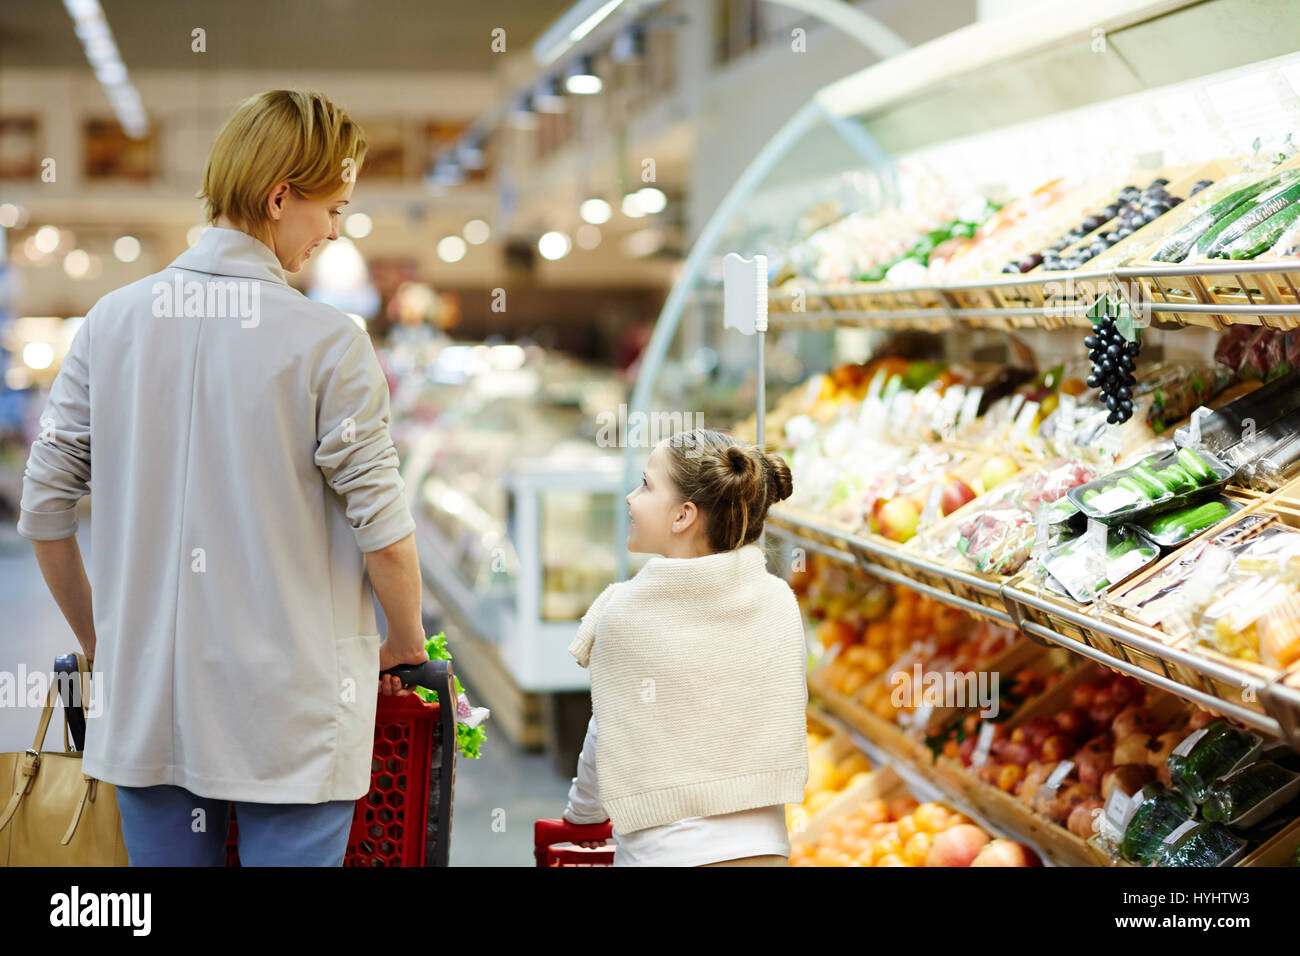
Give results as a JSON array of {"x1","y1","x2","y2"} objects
[{"x1": 1177, "y1": 536, "x2": 1300, "y2": 666}]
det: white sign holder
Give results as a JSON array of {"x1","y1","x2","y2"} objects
[{"x1": 723, "y1": 253, "x2": 769, "y2": 449}]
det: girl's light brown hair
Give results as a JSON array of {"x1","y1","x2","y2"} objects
[
  {"x1": 197, "y1": 90, "x2": 367, "y2": 235},
  {"x1": 661, "y1": 428, "x2": 793, "y2": 553}
]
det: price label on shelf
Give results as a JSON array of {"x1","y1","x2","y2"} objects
[
  {"x1": 1011, "y1": 400, "x2": 1040, "y2": 441},
  {"x1": 1036, "y1": 759, "x2": 1076, "y2": 807},
  {"x1": 1057, "y1": 392, "x2": 1077, "y2": 426},
  {"x1": 1098, "y1": 424, "x2": 1123, "y2": 459},
  {"x1": 970, "y1": 722, "x2": 997, "y2": 768},
  {"x1": 958, "y1": 387, "x2": 984, "y2": 428},
  {"x1": 920, "y1": 483, "x2": 944, "y2": 532},
  {"x1": 910, "y1": 702, "x2": 935, "y2": 733}
]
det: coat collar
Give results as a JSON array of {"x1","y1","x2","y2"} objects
[{"x1": 168, "y1": 226, "x2": 289, "y2": 286}]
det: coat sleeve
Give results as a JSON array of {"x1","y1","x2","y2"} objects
[
  {"x1": 18, "y1": 315, "x2": 93, "y2": 541},
  {"x1": 314, "y1": 329, "x2": 416, "y2": 553},
  {"x1": 568, "y1": 582, "x2": 621, "y2": 668}
]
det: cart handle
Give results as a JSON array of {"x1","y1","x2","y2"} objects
[{"x1": 534, "y1": 818, "x2": 612, "y2": 857}]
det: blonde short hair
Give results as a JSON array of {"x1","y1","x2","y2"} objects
[{"x1": 197, "y1": 90, "x2": 368, "y2": 230}]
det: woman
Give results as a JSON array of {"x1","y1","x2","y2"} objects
[{"x1": 17, "y1": 90, "x2": 430, "y2": 866}]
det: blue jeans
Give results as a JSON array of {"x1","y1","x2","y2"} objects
[{"x1": 115, "y1": 784, "x2": 357, "y2": 866}]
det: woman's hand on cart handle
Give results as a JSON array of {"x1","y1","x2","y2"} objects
[{"x1": 378, "y1": 639, "x2": 430, "y2": 697}]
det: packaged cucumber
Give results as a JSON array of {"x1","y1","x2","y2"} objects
[
  {"x1": 1152, "y1": 821, "x2": 1250, "y2": 867},
  {"x1": 1149, "y1": 169, "x2": 1300, "y2": 263},
  {"x1": 1120, "y1": 784, "x2": 1196, "y2": 865},
  {"x1": 1136, "y1": 495, "x2": 1243, "y2": 549},
  {"x1": 1067, "y1": 446, "x2": 1234, "y2": 525},
  {"x1": 1167, "y1": 719, "x2": 1263, "y2": 803},
  {"x1": 1199, "y1": 178, "x2": 1300, "y2": 259},
  {"x1": 1201, "y1": 761, "x2": 1300, "y2": 829},
  {"x1": 1040, "y1": 524, "x2": 1160, "y2": 604}
]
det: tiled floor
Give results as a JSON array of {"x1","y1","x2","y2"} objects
[{"x1": 0, "y1": 518, "x2": 579, "y2": 868}]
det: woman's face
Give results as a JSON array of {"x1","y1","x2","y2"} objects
[
  {"x1": 264, "y1": 178, "x2": 353, "y2": 273},
  {"x1": 627, "y1": 442, "x2": 702, "y2": 556}
]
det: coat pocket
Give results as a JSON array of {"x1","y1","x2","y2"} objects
[{"x1": 332, "y1": 633, "x2": 381, "y2": 800}]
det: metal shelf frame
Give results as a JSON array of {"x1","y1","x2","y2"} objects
[{"x1": 766, "y1": 508, "x2": 1300, "y2": 744}]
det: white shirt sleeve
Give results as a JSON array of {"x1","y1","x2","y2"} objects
[
  {"x1": 18, "y1": 315, "x2": 92, "y2": 541},
  {"x1": 563, "y1": 714, "x2": 607, "y2": 825}
]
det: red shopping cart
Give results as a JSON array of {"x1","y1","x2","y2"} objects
[
  {"x1": 534, "y1": 818, "x2": 615, "y2": 866},
  {"x1": 226, "y1": 659, "x2": 458, "y2": 867}
]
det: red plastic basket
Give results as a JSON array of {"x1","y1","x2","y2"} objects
[
  {"x1": 534, "y1": 819, "x2": 615, "y2": 867},
  {"x1": 227, "y1": 692, "x2": 444, "y2": 866}
]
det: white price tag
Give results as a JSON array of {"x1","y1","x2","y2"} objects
[
  {"x1": 1058, "y1": 392, "x2": 1077, "y2": 425},
  {"x1": 971, "y1": 722, "x2": 997, "y2": 768},
  {"x1": 959, "y1": 387, "x2": 984, "y2": 428},
  {"x1": 1106, "y1": 547, "x2": 1150, "y2": 586},
  {"x1": 1099, "y1": 424, "x2": 1123, "y2": 459},
  {"x1": 1006, "y1": 393, "x2": 1026, "y2": 425},
  {"x1": 910, "y1": 702, "x2": 935, "y2": 733},
  {"x1": 1098, "y1": 785, "x2": 1135, "y2": 845},
  {"x1": 1011, "y1": 400, "x2": 1040, "y2": 441},
  {"x1": 920, "y1": 482, "x2": 944, "y2": 530},
  {"x1": 1037, "y1": 759, "x2": 1076, "y2": 805},
  {"x1": 1087, "y1": 518, "x2": 1108, "y2": 556},
  {"x1": 1086, "y1": 486, "x2": 1141, "y2": 514}
]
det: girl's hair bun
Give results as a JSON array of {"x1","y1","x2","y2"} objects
[
  {"x1": 662, "y1": 429, "x2": 796, "y2": 551},
  {"x1": 764, "y1": 453, "x2": 793, "y2": 504}
]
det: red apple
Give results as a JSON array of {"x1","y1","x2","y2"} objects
[
  {"x1": 1053, "y1": 706, "x2": 1092, "y2": 740},
  {"x1": 971, "y1": 839, "x2": 1042, "y2": 867},
  {"x1": 878, "y1": 496, "x2": 922, "y2": 542},
  {"x1": 941, "y1": 476, "x2": 977, "y2": 516}
]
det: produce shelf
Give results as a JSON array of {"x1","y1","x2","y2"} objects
[
  {"x1": 767, "y1": 505, "x2": 1300, "y2": 743},
  {"x1": 763, "y1": 262, "x2": 1300, "y2": 333}
]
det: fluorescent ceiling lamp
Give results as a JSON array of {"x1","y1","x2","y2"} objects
[
  {"x1": 565, "y1": 56, "x2": 602, "y2": 94},
  {"x1": 62, "y1": 0, "x2": 148, "y2": 138},
  {"x1": 534, "y1": 0, "x2": 625, "y2": 66}
]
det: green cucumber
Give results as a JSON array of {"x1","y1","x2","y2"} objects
[
  {"x1": 1081, "y1": 487, "x2": 1102, "y2": 503},
  {"x1": 1201, "y1": 180, "x2": 1300, "y2": 258},
  {"x1": 1175, "y1": 500, "x2": 1231, "y2": 535},
  {"x1": 1224, "y1": 200, "x2": 1300, "y2": 260},
  {"x1": 1158, "y1": 465, "x2": 1196, "y2": 492},
  {"x1": 1134, "y1": 464, "x2": 1174, "y2": 497},
  {"x1": 1151, "y1": 169, "x2": 1300, "y2": 262},
  {"x1": 1116, "y1": 476, "x2": 1153, "y2": 502},
  {"x1": 1176, "y1": 447, "x2": 1217, "y2": 483},
  {"x1": 1147, "y1": 500, "x2": 1230, "y2": 539},
  {"x1": 1107, "y1": 537, "x2": 1141, "y2": 561}
]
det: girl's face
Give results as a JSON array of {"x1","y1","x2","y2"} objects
[{"x1": 626, "y1": 443, "x2": 708, "y2": 557}]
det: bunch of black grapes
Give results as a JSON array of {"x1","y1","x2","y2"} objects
[{"x1": 1084, "y1": 318, "x2": 1140, "y2": 424}]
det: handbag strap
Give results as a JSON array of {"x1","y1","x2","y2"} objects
[{"x1": 0, "y1": 655, "x2": 99, "y2": 842}]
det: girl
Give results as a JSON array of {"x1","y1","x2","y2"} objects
[{"x1": 563, "y1": 428, "x2": 809, "y2": 866}]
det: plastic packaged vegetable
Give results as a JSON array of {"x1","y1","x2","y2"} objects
[
  {"x1": 1121, "y1": 784, "x2": 1195, "y2": 865},
  {"x1": 1137, "y1": 496, "x2": 1243, "y2": 549},
  {"x1": 1167, "y1": 719, "x2": 1263, "y2": 803},
  {"x1": 1041, "y1": 524, "x2": 1160, "y2": 604},
  {"x1": 1068, "y1": 446, "x2": 1233, "y2": 525},
  {"x1": 1152, "y1": 821, "x2": 1249, "y2": 867},
  {"x1": 1201, "y1": 761, "x2": 1300, "y2": 828}
]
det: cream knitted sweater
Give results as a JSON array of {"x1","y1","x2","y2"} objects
[{"x1": 568, "y1": 544, "x2": 809, "y2": 835}]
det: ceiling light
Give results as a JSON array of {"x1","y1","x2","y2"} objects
[
  {"x1": 621, "y1": 193, "x2": 646, "y2": 218},
  {"x1": 635, "y1": 186, "x2": 666, "y2": 214},
  {"x1": 463, "y1": 219, "x2": 491, "y2": 245},
  {"x1": 580, "y1": 198, "x2": 612, "y2": 224},
  {"x1": 62, "y1": 0, "x2": 148, "y2": 138},
  {"x1": 565, "y1": 56, "x2": 602, "y2": 95},
  {"x1": 576, "y1": 224, "x2": 602, "y2": 249},
  {"x1": 0, "y1": 204, "x2": 22, "y2": 228},
  {"x1": 533, "y1": 0, "x2": 625, "y2": 66},
  {"x1": 345, "y1": 212, "x2": 372, "y2": 238},
  {"x1": 34, "y1": 226, "x2": 61, "y2": 254},
  {"x1": 538, "y1": 231, "x2": 572, "y2": 260},
  {"x1": 437, "y1": 236, "x2": 467, "y2": 263},
  {"x1": 113, "y1": 235, "x2": 140, "y2": 262},
  {"x1": 23, "y1": 341, "x2": 55, "y2": 371}
]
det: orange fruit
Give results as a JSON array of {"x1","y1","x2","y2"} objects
[
  {"x1": 913, "y1": 802, "x2": 950, "y2": 832},
  {"x1": 903, "y1": 831, "x2": 932, "y2": 867}
]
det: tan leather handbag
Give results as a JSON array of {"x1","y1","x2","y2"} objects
[{"x1": 0, "y1": 654, "x2": 128, "y2": 865}]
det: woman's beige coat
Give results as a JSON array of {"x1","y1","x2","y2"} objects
[{"x1": 18, "y1": 227, "x2": 415, "y2": 802}]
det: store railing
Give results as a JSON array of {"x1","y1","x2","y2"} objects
[{"x1": 765, "y1": 506, "x2": 1300, "y2": 742}]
